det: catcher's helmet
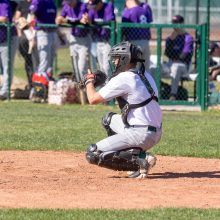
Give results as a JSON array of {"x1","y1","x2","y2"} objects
[{"x1": 108, "y1": 41, "x2": 144, "y2": 75}]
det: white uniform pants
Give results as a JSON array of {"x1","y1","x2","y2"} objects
[
  {"x1": 36, "y1": 30, "x2": 56, "y2": 74},
  {"x1": 0, "y1": 36, "x2": 18, "y2": 97},
  {"x1": 161, "y1": 61, "x2": 188, "y2": 95},
  {"x1": 96, "y1": 114, "x2": 162, "y2": 152},
  {"x1": 96, "y1": 41, "x2": 111, "y2": 77},
  {"x1": 68, "y1": 35, "x2": 90, "y2": 82}
]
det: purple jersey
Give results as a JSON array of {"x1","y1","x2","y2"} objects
[
  {"x1": 165, "y1": 32, "x2": 194, "y2": 66},
  {"x1": 29, "y1": 0, "x2": 57, "y2": 27},
  {"x1": 88, "y1": 2, "x2": 115, "y2": 41},
  {"x1": 61, "y1": 2, "x2": 88, "y2": 37},
  {"x1": 0, "y1": 0, "x2": 16, "y2": 43},
  {"x1": 140, "y1": 3, "x2": 153, "y2": 23},
  {"x1": 122, "y1": 5, "x2": 152, "y2": 41}
]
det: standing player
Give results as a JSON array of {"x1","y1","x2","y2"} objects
[
  {"x1": 84, "y1": 41, "x2": 162, "y2": 178},
  {"x1": 122, "y1": 0, "x2": 153, "y2": 71},
  {"x1": 56, "y1": 0, "x2": 90, "y2": 82},
  {"x1": 14, "y1": 0, "x2": 38, "y2": 90},
  {"x1": 0, "y1": 0, "x2": 18, "y2": 100},
  {"x1": 87, "y1": 0, "x2": 115, "y2": 78},
  {"x1": 29, "y1": 0, "x2": 57, "y2": 77}
]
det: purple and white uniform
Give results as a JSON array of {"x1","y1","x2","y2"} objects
[
  {"x1": 29, "y1": 0, "x2": 57, "y2": 75},
  {"x1": 0, "y1": 0, "x2": 17, "y2": 98},
  {"x1": 163, "y1": 32, "x2": 194, "y2": 96},
  {"x1": 165, "y1": 33, "x2": 194, "y2": 66},
  {"x1": 122, "y1": 4, "x2": 153, "y2": 71},
  {"x1": 88, "y1": 2, "x2": 115, "y2": 77},
  {"x1": 60, "y1": 1, "x2": 90, "y2": 81}
]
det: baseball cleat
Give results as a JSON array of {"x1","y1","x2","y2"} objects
[{"x1": 127, "y1": 153, "x2": 157, "y2": 178}]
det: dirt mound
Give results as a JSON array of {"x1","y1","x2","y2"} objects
[{"x1": 0, "y1": 151, "x2": 219, "y2": 209}]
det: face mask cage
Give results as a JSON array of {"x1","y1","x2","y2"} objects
[{"x1": 108, "y1": 55, "x2": 120, "y2": 75}]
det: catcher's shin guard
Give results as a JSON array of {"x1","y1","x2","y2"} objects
[
  {"x1": 86, "y1": 144, "x2": 100, "y2": 164},
  {"x1": 86, "y1": 145, "x2": 145, "y2": 172},
  {"x1": 98, "y1": 149, "x2": 144, "y2": 171},
  {"x1": 102, "y1": 112, "x2": 117, "y2": 136}
]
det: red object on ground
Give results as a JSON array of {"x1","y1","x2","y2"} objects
[{"x1": 32, "y1": 73, "x2": 49, "y2": 86}]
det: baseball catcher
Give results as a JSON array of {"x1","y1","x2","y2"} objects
[{"x1": 84, "y1": 41, "x2": 162, "y2": 178}]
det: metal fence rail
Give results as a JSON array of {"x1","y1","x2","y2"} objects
[{"x1": 0, "y1": 21, "x2": 210, "y2": 110}]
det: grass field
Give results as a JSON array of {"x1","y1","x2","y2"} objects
[
  {"x1": 0, "y1": 101, "x2": 219, "y2": 158},
  {"x1": 0, "y1": 208, "x2": 219, "y2": 220},
  {"x1": 0, "y1": 101, "x2": 219, "y2": 219}
]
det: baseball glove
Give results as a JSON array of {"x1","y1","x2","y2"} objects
[{"x1": 78, "y1": 70, "x2": 107, "y2": 89}]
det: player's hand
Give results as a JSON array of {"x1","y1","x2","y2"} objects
[
  {"x1": 84, "y1": 69, "x2": 96, "y2": 86},
  {"x1": 80, "y1": 13, "x2": 89, "y2": 24}
]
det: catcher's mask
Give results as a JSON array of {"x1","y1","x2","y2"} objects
[{"x1": 108, "y1": 41, "x2": 145, "y2": 76}]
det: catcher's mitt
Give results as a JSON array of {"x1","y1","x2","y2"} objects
[{"x1": 79, "y1": 70, "x2": 107, "y2": 89}]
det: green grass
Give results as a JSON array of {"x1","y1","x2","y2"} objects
[
  {"x1": 154, "y1": 110, "x2": 220, "y2": 158},
  {"x1": 0, "y1": 101, "x2": 219, "y2": 158},
  {"x1": 0, "y1": 102, "x2": 219, "y2": 219},
  {"x1": 0, "y1": 208, "x2": 219, "y2": 220}
]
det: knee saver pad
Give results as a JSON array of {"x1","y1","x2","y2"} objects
[
  {"x1": 102, "y1": 112, "x2": 116, "y2": 136},
  {"x1": 85, "y1": 144, "x2": 99, "y2": 164}
]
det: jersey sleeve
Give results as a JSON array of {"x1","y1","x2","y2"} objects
[
  {"x1": 60, "y1": 5, "x2": 67, "y2": 17},
  {"x1": 98, "y1": 75, "x2": 129, "y2": 101},
  {"x1": 0, "y1": 3, "x2": 9, "y2": 17},
  {"x1": 29, "y1": 0, "x2": 39, "y2": 14},
  {"x1": 104, "y1": 3, "x2": 115, "y2": 21}
]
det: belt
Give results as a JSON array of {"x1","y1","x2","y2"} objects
[{"x1": 130, "y1": 125, "x2": 157, "y2": 132}]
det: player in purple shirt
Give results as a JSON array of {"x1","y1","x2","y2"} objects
[
  {"x1": 87, "y1": 0, "x2": 115, "y2": 77},
  {"x1": 122, "y1": 0, "x2": 153, "y2": 71},
  {"x1": 29, "y1": 0, "x2": 57, "y2": 77},
  {"x1": 0, "y1": 0, "x2": 18, "y2": 99},
  {"x1": 29, "y1": 0, "x2": 56, "y2": 27},
  {"x1": 56, "y1": 0, "x2": 90, "y2": 82},
  {"x1": 163, "y1": 15, "x2": 194, "y2": 100},
  {"x1": 140, "y1": 1, "x2": 153, "y2": 23},
  {"x1": 14, "y1": 0, "x2": 39, "y2": 92}
]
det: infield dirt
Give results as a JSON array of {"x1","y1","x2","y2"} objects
[{"x1": 0, "y1": 151, "x2": 219, "y2": 209}]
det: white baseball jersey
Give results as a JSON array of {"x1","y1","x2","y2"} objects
[{"x1": 99, "y1": 70, "x2": 162, "y2": 128}]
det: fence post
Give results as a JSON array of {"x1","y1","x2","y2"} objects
[
  {"x1": 110, "y1": 21, "x2": 116, "y2": 46},
  {"x1": 206, "y1": 0, "x2": 210, "y2": 43},
  {"x1": 116, "y1": 23, "x2": 121, "y2": 43},
  {"x1": 196, "y1": 25, "x2": 202, "y2": 105},
  {"x1": 156, "y1": 27, "x2": 162, "y2": 99},
  {"x1": 7, "y1": 22, "x2": 11, "y2": 100},
  {"x1": 200, "y1": 23, "x2": 209, "y2": 111}
]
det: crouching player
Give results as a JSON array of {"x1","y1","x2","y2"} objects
[{"x1": 84, "y1": 41, "x2": 162, "y2": 178}]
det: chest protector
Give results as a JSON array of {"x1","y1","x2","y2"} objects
[{"x1": 116, "y1": 70, "x2": 158, "y2": 127}]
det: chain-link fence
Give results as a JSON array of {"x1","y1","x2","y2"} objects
[
  {"x1": 2, "y1": 0, "x2": 220, "y2": 109},
  {"x1": 113, "y1": 0, "x2": 220, "y2": 107},
  {"x1": 117, "y1": 22, "x2": 209, "y2": 110},
  {"x1": 9, "y1": 21, "x2": 115, "y2": 101}
]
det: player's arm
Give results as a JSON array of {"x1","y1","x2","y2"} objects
[
  {"x1": 0, "y1": 16, "x2": 8, "y2": 22},
  {"x1": 56, "y1": 15, "x2": 66, "y2": 24},
  {"x1": 86, "y1": 82, "x2": 105, "y2": 104}
]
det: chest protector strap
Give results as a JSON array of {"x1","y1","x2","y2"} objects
[{"x1": 116, "y1": 70, "x2": 158, "y2": 127}]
